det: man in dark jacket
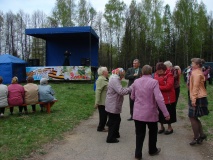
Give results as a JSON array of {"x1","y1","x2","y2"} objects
[{"x1": 125, "y1": 59, "x2": 142, "y2": 121}]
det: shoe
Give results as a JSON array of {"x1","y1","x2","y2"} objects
[
  {"x1": 115, "y1": 134, "x2": 120, "y2": 138},
  {"x1": 158, "y1": 127, "x2": 165, "y2": 134},
  {"x1": 127, "y1": 117, "x2": 133, "y2": 121},
  {"x1": 97, "y1": 129, "x2": 108, "y2": 132},
  {"x1": 200, "y1": 134, "x2": 207, "y2": 142},
  {"x1": 135, "y1": 156, "x2": 142, "y2": 160},
  {"x1": 189, "y1": 137, "x2": 202, "y2": 145},
  {"x1": 164, "y1": 129, "x2": 173, "y2": 135},
  {"x1": 106, "y1": 139, "x2": 119, "y2": 143},
  {"x1": 150, "y1": 148, "x2": 161, "y2": 156}
]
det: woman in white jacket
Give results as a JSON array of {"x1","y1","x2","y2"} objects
[{"x1": 0, "y1": 76, "x2": 8, "y2": 116}]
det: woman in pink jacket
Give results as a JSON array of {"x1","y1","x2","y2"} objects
[
  {"x1": 131, "y1": 65, "x2": 170, "y2": 160},
  {"x1": 8, "y1": 77, "x2": 25, "y2": 115},
  {"x1": 105, "y1": 68, "x2": 131, "y2": 143}
]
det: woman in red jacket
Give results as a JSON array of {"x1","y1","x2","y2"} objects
[
  {"x1": 154, "y1": 62, "x2": 176, "y2": 135},
  {"x1": 8, "y1": 77, "x2": 25, "y2": 115}
]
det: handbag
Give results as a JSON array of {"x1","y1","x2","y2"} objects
[{"x1": 195, "y1": 98, "x2": 209, "y2": 117}]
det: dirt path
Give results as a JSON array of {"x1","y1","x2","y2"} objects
[{"x1": 26, "y1": 95, "x2": 213, "y2": 160}]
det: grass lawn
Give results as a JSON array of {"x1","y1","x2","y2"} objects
[
  {"x1": 177, "y1": 77, "x2": 213, "y2": 140},
  {"x1": 0, "y1": 80, "x2": 127, "y2": 160}
]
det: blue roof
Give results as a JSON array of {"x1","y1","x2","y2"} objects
[
  {"x1": 0, "y1": 54, "x2": 26, "y2": 63},
  {"x1": 25, "y1": 26, "x2": 99, "y2": 40}
]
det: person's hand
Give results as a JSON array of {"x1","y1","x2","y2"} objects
[
  {"x1": 165, "y1": 115, "x2": 170, "y2": 121},
  {"x1": 94, "y1": 104, "x2": 98, "y2": 109},
  {"x1": 192, "y1": 102, "x2": 196, "y2": 107},
  {"x1": 133, "y1": 73, "x2": 138, "y2": 76}
]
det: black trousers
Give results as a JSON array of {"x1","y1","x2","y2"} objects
[
  {"x1": 175, "y1": 87, "x2": 180, "y2": 107},
  {"x1": 19, "y1": 106, "x2": 28, "y2": 113},
  {"x1": 208, "y1": 77, "x2": 212, "y2": 85},
  {"x1": 129, "y1": 94, "x2": 134, "y2": 118},
  {"x1": 97, "y1": 105, "x2": 108, "y2": 131},
  {"x1": 107, "y1": 113, "x2": 121, "y2": 141},
  {"x1": 31, "y1": 105, "x2": 36, "y2": 112},
  {"x1": 0, "y1": 108, "x2": 5, "y2": 114},
  {"x1": 10, "y1": 107, "x2": 14, "y2": 113},
  {"x1": 134, "y1": 120, "x2": 158, "y2": 158}
]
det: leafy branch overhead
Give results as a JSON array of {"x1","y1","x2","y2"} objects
[{"x1": 0, "y1": 0, "x2": 212, "y2": 69}]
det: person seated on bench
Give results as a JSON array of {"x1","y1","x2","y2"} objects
[
  {"x1": 0, "y1": 76, "x2": 8, "y2": 117},
  {"x1": 8, "y1": 76, "x2": 25, "y2": 115},
  {"x1": 24, "y1": 76, "x2": 38, "y2": 113},
  {"x1": 38, "y1": 78, "x2": 56, "y2": 112}
]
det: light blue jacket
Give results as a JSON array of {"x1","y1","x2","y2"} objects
[{"x1": 38, "y1": 85, "x2": 55, "y2": 102}]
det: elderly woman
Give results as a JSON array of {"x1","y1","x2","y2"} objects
[
  {"x1": 105, "y1": 68, "x2": 131, "y2": 143},
  {"x1": 8, "y1": 76, "x2": 25, "y2": 115},
  {"x1": 38, "y1": 78, "x2": 56, "y2": 112},
  {"x1": 188, "y1": 58, "x2": 209, "y2": 145},
  {"x1": 24, "y1": 76, "x2": 39, "y2": 112},
  {"x1": 95, "y1": 67, "x2": 109, "y2": 132},
  {"x1": 154, "y1": 63, "x2": 176, "y2": 135},
  {"x1": 131, "y1": 65, "x2": 170, "y2": 159},
  {"x1": 0, "y1": 76, "x2": 8, "y2": 116}
]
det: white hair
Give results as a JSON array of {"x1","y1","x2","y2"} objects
[
  {"x1": 97, "y1": 67, "x2": 108, "y2": 76},
  {"x1": 164, "y1": 61, "x2": 173, "y2": 67},
  {"x1": 174, "y1": 65, "x2": 181, "y2": 70},
  {"x1": 40, "y1": 78, "x2": 48, "y2": 85}
]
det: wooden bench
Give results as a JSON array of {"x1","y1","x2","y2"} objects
[{"x1": 7, "y1": 100, "x2": 58, "y2": 114}]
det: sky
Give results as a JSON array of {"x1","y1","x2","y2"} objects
[{"x1": 1, "y1": 0, "x2": 213, "y2": 16}]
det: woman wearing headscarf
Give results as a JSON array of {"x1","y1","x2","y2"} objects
[
  {"x1": 154, "y1": 63, "x2": 176, "y2": 135},
  {"x1": 8, "y1": 76, "x2": 25, "y2": 115},
  {"x1": 105, "y1": 68, "x2": 132, "y2": 143},
  {"x1": 38, "y1": 78, "x2": 56, "y2": 112},
  {"x1": 94, "y1": 66, "x2": 109, "y2": 132},
  {"x1": 131, "y1": 65, "x2": 170, "y2": 159},
  {"x1": 188, "y1": 58, "x2": 209, "y2": 145}
]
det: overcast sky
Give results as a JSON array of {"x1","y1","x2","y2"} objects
[{"x1": 1, "y1": 0, "x2": 213, "y2": 16}]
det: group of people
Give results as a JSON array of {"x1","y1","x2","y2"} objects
[
  {"x1": 94, "y1": 58, "x2": 209, "y2": 160},
  {"x1": 184, "y1": 65, "x2": 213, "y2": 86},
  {"x1": 0, "y1": 76, "x2": 56, "y2": 116}
]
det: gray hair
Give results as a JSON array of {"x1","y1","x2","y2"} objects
[
  {"x1": 40, "y1": 78, "x2": 48, "y2": 85},
  {"x1": 142, "y1": 65, "x2": 152, "y2": 75},
  {"x1": 164, "y1": 61, "x2": 173, "y2": 67},
  {"x1": 133, "y1": 59, "x2": 140, "y2": 63},
  {"x1": 174, "y1": 65, "x2": 181, "y2": 70},
  {"x1": 97, "y1": 67, "x2": 108, "y2": 76}
]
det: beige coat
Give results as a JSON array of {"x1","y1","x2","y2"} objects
[
  {"x1": 24, "y1": 83, "x2": 39, "y2": 104},
  {"x1": 190, "y1": 68, "x2": 207, "y2": 105}
]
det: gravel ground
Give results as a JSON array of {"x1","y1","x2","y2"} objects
[{"x1": 25, "y1": 94, "x2": 213, "y2": 160}]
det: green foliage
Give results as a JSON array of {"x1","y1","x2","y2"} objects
[
  {"x1": 50, "y1": 0, "x2": 76, "y2": 27},
  {"x1": 119, "y1": 0, "x2": 213, "y2": 69},
  {"x1": 0, "y1": 82, "x2": 95, "y2": 160}
]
